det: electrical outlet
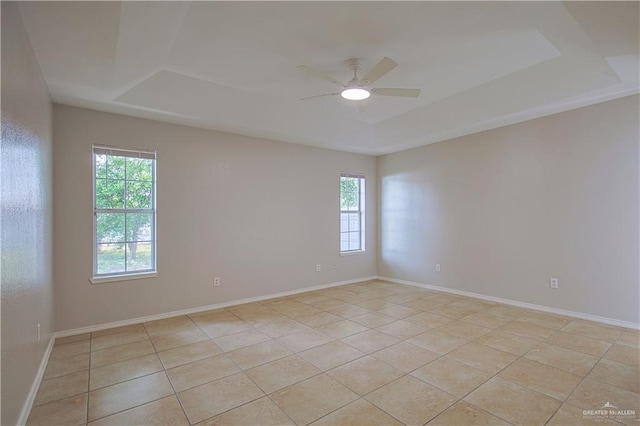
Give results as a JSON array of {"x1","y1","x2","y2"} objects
[
  {"x1": 316, "y1": 264, "x2": 321, "y2": 272},
  {"x1": 37, "y1": 323, "x2": 41, "y2": 341},
  {"x1": 550, "y1": 277, "x2": 559, "y2": 289},
  {"x1": 332, "y1": 264, "x2": 337, "y2": 270},
  {"x1": 214, "y1": 277, "x2": 221, "y2": 287},
  {"x1": 436, "y1": 263, "x2": 441, "y2": 272}
]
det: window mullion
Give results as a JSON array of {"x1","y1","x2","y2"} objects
[{"x1": 95, "y1": 208, "x2": 154, "y2": 214}]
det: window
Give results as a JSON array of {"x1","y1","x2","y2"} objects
[
  {"x1": 340, "y1": 173, "x2": 365, "y2": 253},
  {"x1": 93, "y1": 146, "x2": 156, "y2": 280}
]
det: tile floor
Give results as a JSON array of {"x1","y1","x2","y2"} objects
[{"x1": 28, "y1": 280, "x2": 639, "y2": 425}]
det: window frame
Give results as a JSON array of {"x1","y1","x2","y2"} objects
[
  {"x1": 339, "y1": 172, "x2": 366, "y2": 255},
  {"x1": 90, "y1": 145, "x2": 157, "y2": 284}
]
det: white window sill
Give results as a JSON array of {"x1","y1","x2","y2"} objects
[
  {"x1": 90, "y1": 272, "x2": 157, "y2": 284},
  {"x1": 340, "y1": 250, "x2": 366, "y2": 256}
]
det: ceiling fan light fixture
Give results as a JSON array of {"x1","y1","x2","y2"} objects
[{"x1": 341, "y1": 87, "x2": 370, "y2": 100}]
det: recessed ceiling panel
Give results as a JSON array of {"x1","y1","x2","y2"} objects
[
  {"x1": 17, "y1": 1, "x2": 639, "y2": 155},
  {"x1": 374, "y1": 53, "x2": 628, "y2": 154},
  {"x1": 18, "y1": 1, "x2": 121, "y2": 94},
  {"x1": 564, "y1": 2, "x2": 639, "y2": 57},
  {"x1": 116, "y1": 70, "x2": 376, "y2": 152},
  {"x1": 113, "y1": 2, "x2": 191, "y2": 93}
]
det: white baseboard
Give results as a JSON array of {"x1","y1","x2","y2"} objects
[
  {"x1": 17, "y1": 336, "x2": 55, "y2": 426},
  {"x1": 55, "y1": 276, "x2": 377, "y2": 338},
  {"x1": 378, "y1": 276, "x2": 640, "y2": 330}
]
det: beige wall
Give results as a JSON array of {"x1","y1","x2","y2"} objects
[
  {"x1": 1, "y1": 3, "x2": 54, "y2": 424},
  {"x1": 53, "y1": 105, "x2": 377, "y2": 331},
  {"x1": 378, "y1": 95, "x2": 639, "y2": 324}
]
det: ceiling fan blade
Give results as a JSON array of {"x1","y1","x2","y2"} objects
[
  {"x1": 300, "y1": 93, "x2": 340, "y2": 100},
  {"x1": 373, "y1": 88, "x2": 421, "y2": 97},
  {"x1": 297, "y1": 65, "x2": 344, "y2": 86},
  {"x1": 361, "y1": 57, "x2": 398, "y2": 85}
]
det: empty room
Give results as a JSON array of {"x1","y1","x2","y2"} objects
[{"x1": 2, "y1": 1, "x2": 639, "y2": 425}]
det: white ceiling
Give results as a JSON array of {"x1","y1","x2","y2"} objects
[{"x1": 18, "y1": 2, "x2": 639, "y2": 155}]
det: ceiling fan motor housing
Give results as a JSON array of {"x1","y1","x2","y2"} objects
[{"x1": 299, "y1": 56, "x2": 420, "y2": 101}]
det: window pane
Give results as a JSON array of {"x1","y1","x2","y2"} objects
[
  {"x1": 126, "y1": 213, "x2": 152, "y2": 242},
  {"x1": 97, "y1": 213, "x2": 125, "y2": 243},
  {"x1": 97, "y1": 243, "x2": 125, "y2": 274},
  {"x1": 341, "y1": 240, "x2": 349, "y2": 252},
  {"x1": 126, "y1": 158, "x2": 153, "y2": 182},
  {"x1": 107, "y1": 156, "x2": 126, "y2": 180},
  {"x1": 349, "y1": 231, "x2": 361, "y2": 248},
  {"x1": 340, "y1": 177, "x2": 359, "y2": 211},
  {"x1": 96, "y1": 179, "x2": 125, "y2": 209},
  {"x1": 126, "y1": 241, "x2": 152, "y2": 271},
  {"x1": 125, "y1": 180, "x2": 152, "y2": 209},
  {"x1": 340, "y1": 213, "x2": 349, "y2": 232},
  {"x1": 95, "y1": 154, "x2": 107, "y2": 179},
  {"x1": 349, "y1": 213, "x2": 360, "y2": 230}
]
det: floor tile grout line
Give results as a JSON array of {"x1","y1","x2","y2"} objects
[
  {"x1": 158, "y1": 314, "x2": 376, "y2": 418},
  {"x1": 401, "y1": 321, "x2": 539, "y2": 425},
  {"x1": 85, "y1": 314, "x2": 165, "y2": 423},
  {"x1": 481, "y1": 320, "x2": 634, "y2": 425},
  {"x1": 155, "y1": 309, "x2": 261, "y2": 423},
  {"x1": 557, "y1": 339, "x2": 639, "y2": 399},
  {"x1": 426, "y1": 401, "x2": 515, "y2": 426},
  {"x1": 85, "y1": 329, "x2": 93, "y2": 425},
  {"x1": 540, "y1": 329, "x2": 613, "y2": 358},
  {"x1": 300, "y1": 396, "x2": 372, "y2": 426},
  {"x1": 409, "y1": 318, "x2": 578, "y2": 424},
  {"x1": 31, "y1": 389, "x2": 88, "y2": 410},
  {"x1": 210, "y1": 349, "x2": 299, "y2": 426},
  {"x1": 153, "y1": 334, "x2": 211, "y2": 353},
  {"x1": 219, "y1": 302, "x2": 429, "y2": 425},
  {"x1": 88, "y1": 347, "x2": 157, "y2": 370},
  {"x1": 43, "y1": 336, "x2": 338, "y2": 412},
  {"x1": 246, "y1": 354, "x2": 327, "y2": 395},
  {"x1": 210, "y1": 296, "x2": 405, "y2": 420},
  {"x1": 45, "y1": 329, "x2": 603, "y2": 421},
  {"x1": 463, "y1": 333, "x2": 557, "y2": 423},
  {"x1": 88, "y1": 363, "x2": 164, "y2": 393},
  {"x1": 542, "y1": 330, "x2": 612, "y2": 426},
  {"x1": 299, "y1": 289, "x2": 464, "y2": 425},
  {"x1": 276, "y1": 371, "x2": 358, "y2": 425},
  {"x1": 90, "y1": 337, "x2": 151, "y2": 353},
  {"x1": 85, "y1": 323, "x2": 159, "y2": 424},
  {"x1": 40, "y1": 365, "x2": 91, "y2": 382},
  {"x1": 159, "y1": 358, "x2": 191, "y2": 426},
  {"x1": 410, "y1": 288, "x2": 571, "y2": 425},
  {"x1": 86, "y1": 392, "x2": 176, "y2": 424},
  {"x1": 323, "y1": 355, "x2": 409, "y2": 397},
  {"x1": 529, "y1": 330, "x2": 608, "y2": 374},
  {"x1": 361, "y1": 373, "x2": 446, "y2": 426},
  {"x1": 33, "y1": 280, "x2": 633, "y2": 425},
  {"x1": 582, "y1": 371, "x2": 640, "y2": 395},
  {"x1": 189, "y1": 393, "x2": 266, "y2": 426}
]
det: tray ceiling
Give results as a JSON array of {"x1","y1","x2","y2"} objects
[{"x1": 18, "y1": 2, "x2": 639, "y2": 155}]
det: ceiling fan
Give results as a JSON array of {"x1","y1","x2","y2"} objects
[{"x1": 298, "y1": 57, "x2": 420, "y2": 101}]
